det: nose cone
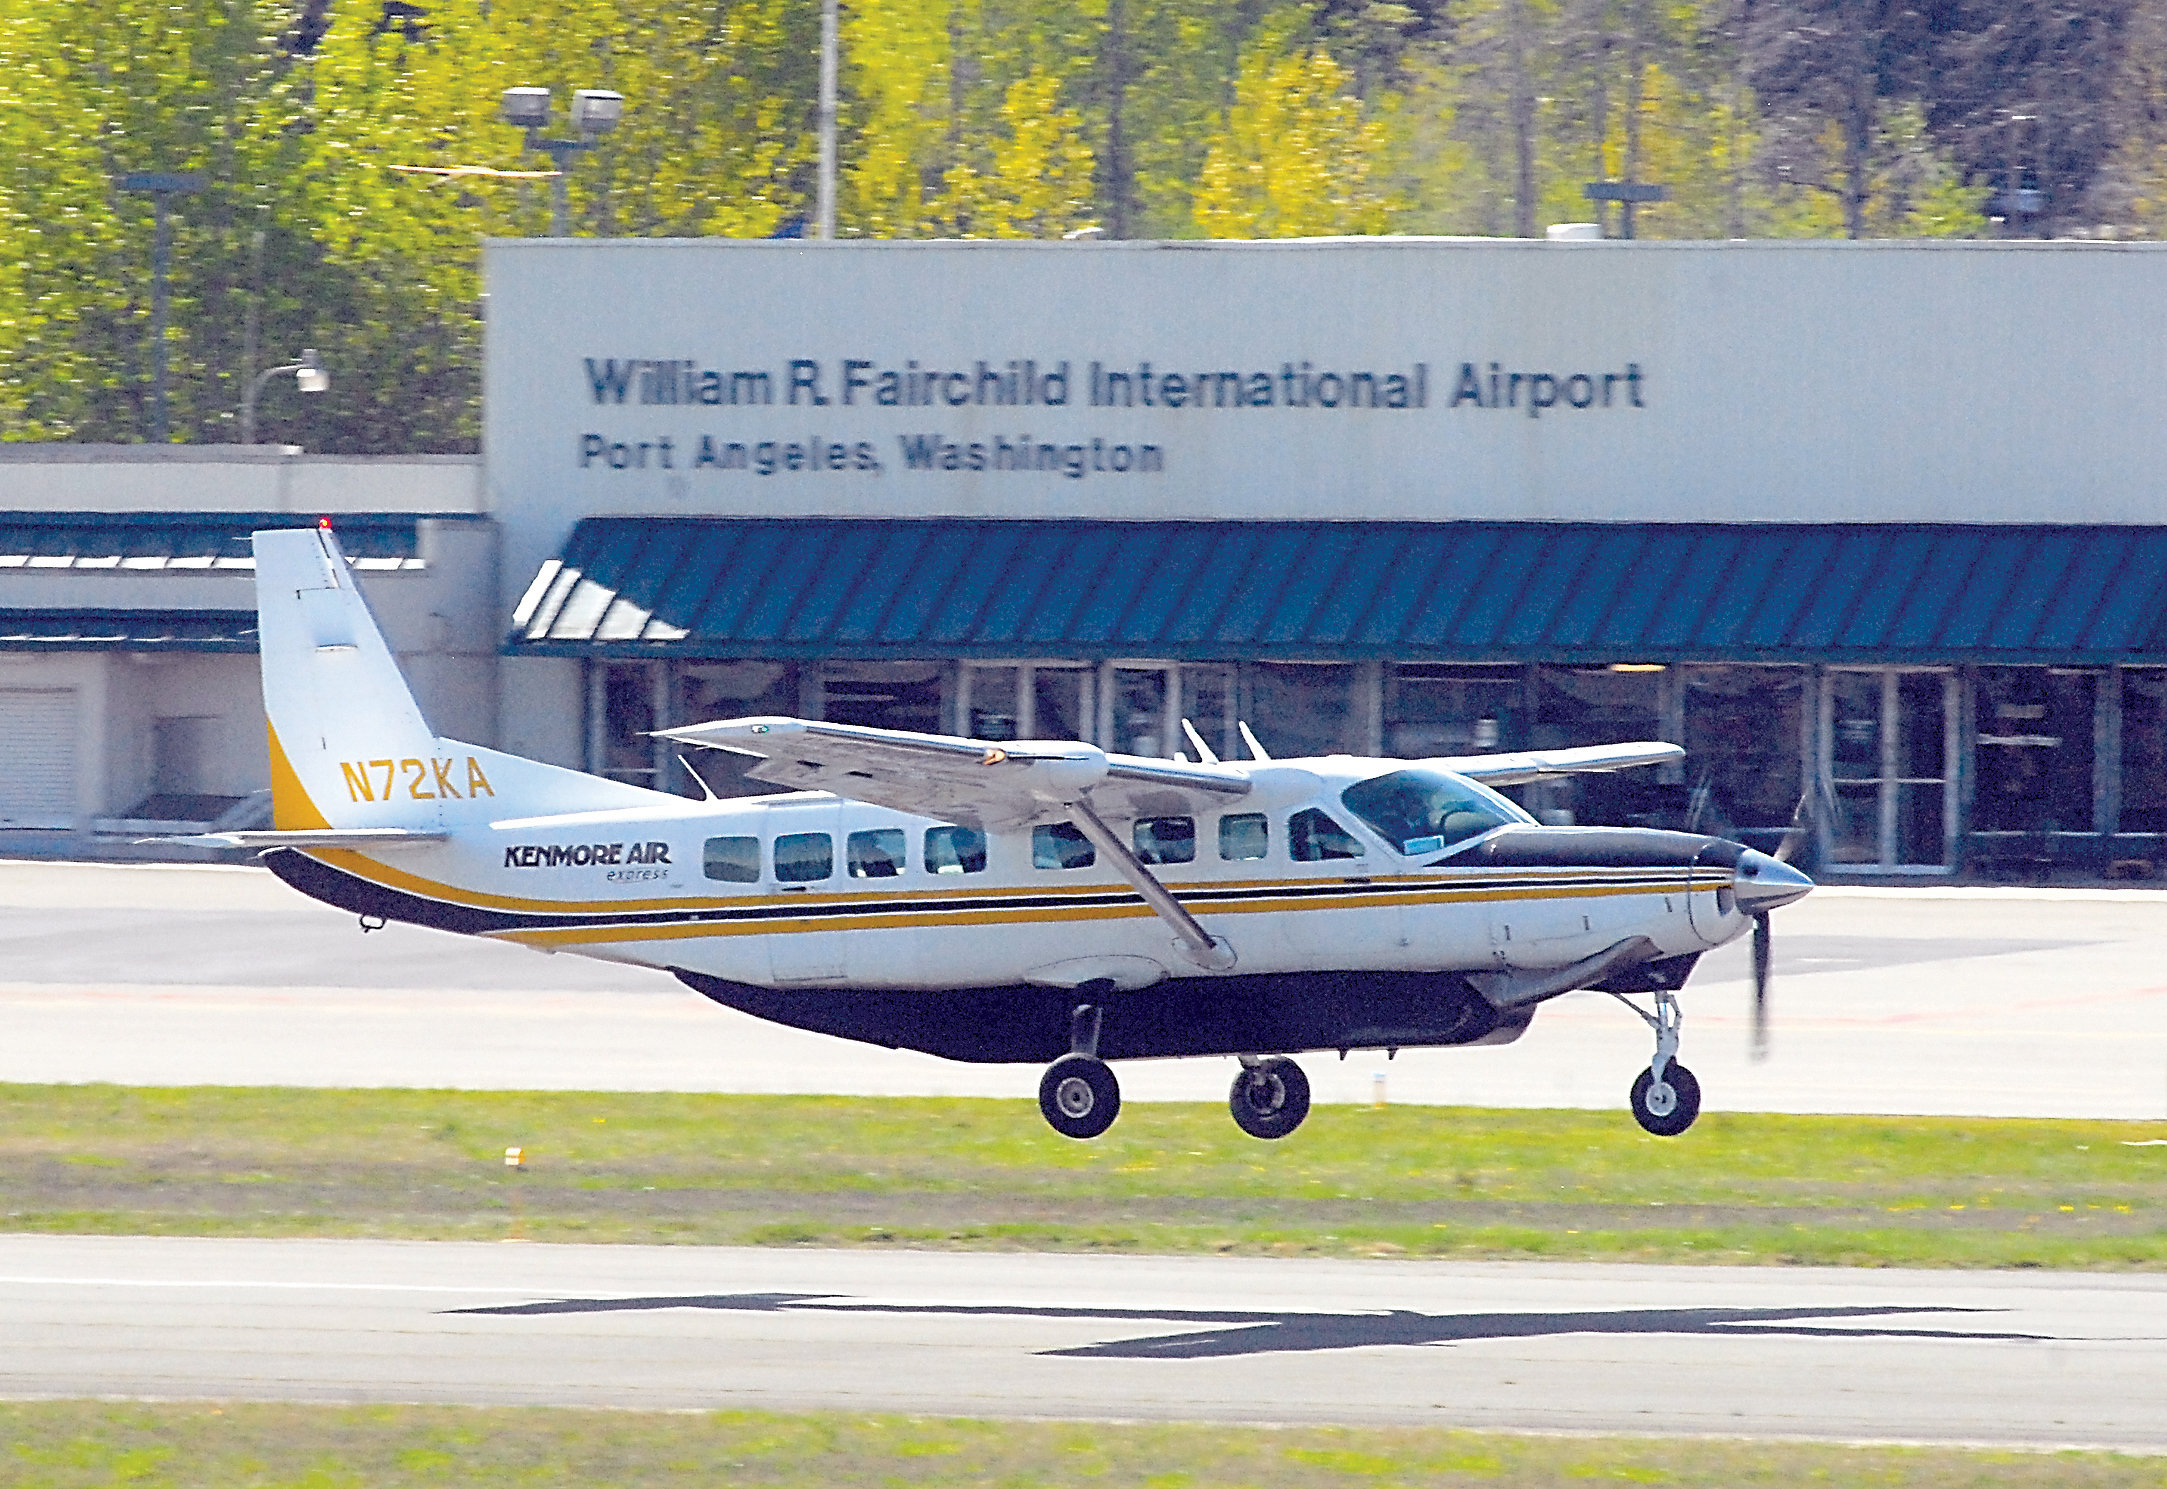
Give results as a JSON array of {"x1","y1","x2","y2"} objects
[{"x1": 1734, "y1": 849, "x2": 1812, "y2": 911}]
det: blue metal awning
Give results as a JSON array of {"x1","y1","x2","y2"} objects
[
  {"x1": 505, "y1": 518, "x2": 2167, "y2": 665},
  {"x1": 0, "y1": 609, "x2": 259, "y2": 652},
  {"x1": 0, "y1": 511, "x2": 475, "y2": 572}
]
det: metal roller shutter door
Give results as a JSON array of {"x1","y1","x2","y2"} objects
[{"x1": 0, "y1": 688, "x2": 77, "y2": 828}]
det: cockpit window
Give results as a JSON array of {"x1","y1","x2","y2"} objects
[{"x1": 1340, "y1": 767, "x2": 1528, "y2": 855}]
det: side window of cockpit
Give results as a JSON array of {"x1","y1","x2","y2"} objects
[
  {"x1": 924, "y1": 825, "x2": 987, "y2": 875},
  {"x1": 1032, "y1": 821, "x2": 1097, "y2": 870},
  {"x1": 774, "y1": 832, "x2": 833, "y2": 883},
  {"x1": 1218, "y1": 812, "x2": 1269, "y2": 861},
  {"x1": 702, "y1": 835, "x2": 760, "y2": 883},
  {"x1": 847, "y1": 828, "x2": 906, "y2": 878},
  {"x1": 1133, "y1": 816, "x2": 1195, "y2": 865},
  {"x1": 1288, "y1": 807, "x2": 1364, "y2": 863}
]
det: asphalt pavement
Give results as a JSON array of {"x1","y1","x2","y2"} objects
[
  {"x1": 3, "y1": 860, "x2": 2166, "y2": 1118},
  {"x1": 2, "y1": 1235, "x2": 2162, "y2": 1447}
]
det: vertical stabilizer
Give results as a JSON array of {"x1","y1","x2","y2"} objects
[
  {"x1": 253, "y1": 525, "x2": 670, "y2": 831},
  {"x1": 256, "y1": 526, "x2": 437, "y2": 829}
]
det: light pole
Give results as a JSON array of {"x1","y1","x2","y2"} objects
[
  {"x1": 118, "y1": 172, "x2": 202, "y2": 441},
  {"x1": 501, "y1": 87, "x2": 625, "y2": 236},
  {"x1": 240, "y1": 349, "x2": 329, "y2": 445}
]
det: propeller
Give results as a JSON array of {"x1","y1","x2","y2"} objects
[
  {"x1": 1749, "y1": 910, "x2": 1772, "y2": 1061},
  {"x1": 1748, "y1": 784, "x2": 1815, "y2": 1062}
]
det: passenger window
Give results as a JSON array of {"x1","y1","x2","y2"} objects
[
  {"x1": 847, "y1": 828, "x2": 906, "y2": 878},
  {"x1": 924, "y1": 824, "x2": 987, "y2": 875},
  {"x1": 1222, "y1": 814, "x2": 1265, "y2": 862},
  {"x1": 774, "y1": 831, "x2": 833, "y2": 883},
  {"x1": 1033, "y1": 821, "x2": 1097, "y2": 870},
  {"x1": 1218, "y1": 812, "x2": 1268, "y2": 861},
  {"x1": 1133, "y1": 815, "x2": 1196, "y2": 865},
  {"x1": 702, "y1": 835, "x2": 760, "y2": 883},
  {"x1": 1289, "y1": 807, "x2": 1364, "y2": 862}
]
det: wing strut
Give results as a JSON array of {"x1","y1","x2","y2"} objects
[{"x1": 1068, "y1": 802, "x2": 1238, "y2": 972}]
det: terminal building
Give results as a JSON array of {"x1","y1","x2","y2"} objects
[{"x1": 7, "y1": 236, "x2": 2167, "y2": 878}]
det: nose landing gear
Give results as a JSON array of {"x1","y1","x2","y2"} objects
[
  {"x1": 1229, "y1": 1055, "x2": 1310, "y2": 1139},
  {"x1": 1612, "y1": 988, "x2": 1701, "y2": 1137}
]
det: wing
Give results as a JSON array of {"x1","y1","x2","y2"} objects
[
  {"x1": 1436, "y1": 741, "x2": 1684, "y2": 786},
  {"x1": 657, "y1": 716, "x2": 1251, "y2": 829}
]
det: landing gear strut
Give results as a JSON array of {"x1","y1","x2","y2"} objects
[
  {"x1": 1229, "y1": 1055, "x2": 1310, "y2": 1139},
  {"x1": 1038, "y1": 986, "x2": 1121, "y2": 1140},
  {"x1": 1612, "y1": 988, "x2": 1701, "y2": 1137}
]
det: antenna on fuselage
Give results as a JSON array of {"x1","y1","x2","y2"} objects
[
  {"x1": 1180, "y1": 718, "x2": 1220, "y2": 765},
  {"x1": 1237, "y1": 721, "x2": 1272, "y2": 762}
]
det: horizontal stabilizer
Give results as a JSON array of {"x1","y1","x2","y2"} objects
[
  {"x1": 1438, "y1": 741, "x2": 1683, "y2": 786},
  {"x1": 140, "y1": 828, "x2": 451, "y2": 851}
]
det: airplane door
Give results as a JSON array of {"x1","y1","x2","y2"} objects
[{"x1": 765, "y1": 802, "x2": 845, "y2": 983}]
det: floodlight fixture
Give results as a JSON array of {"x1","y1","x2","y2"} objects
[
  {"x1": 501, "y1": 87, "x2": 551, "y2": 129},
  {"x1": 570, "y1": 90, "x2": 624, "y2": 136},
  {"x1": 241, "y1": 350, "x2": 331, "y2": 445}
]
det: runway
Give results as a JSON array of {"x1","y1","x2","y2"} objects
[
  {"x1": 2, "y1": 1234, "x2": 2162, "y2": 1447},
  {"x1": 4, "y1": 861, "x2": 2166, "y2": 1117}
]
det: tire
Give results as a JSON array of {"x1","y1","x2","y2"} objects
[
  {"x1": 1629, "y1": 1062, "x2": 1701, "y2": 1137},
  {"x1": 1229, "y1": 1056, "x2": 1312, "y2": 1140},
  {"x1": 1039, "y1": 1054, "x2": 1121, "y2": 1139}
]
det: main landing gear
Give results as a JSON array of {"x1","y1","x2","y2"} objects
[
  {"x1": 1613, "y1": 988, "x2": 1701, "y2": 1137},
  {"x1": 1230, "y1": 1055, "x2": 1311, "y2": 1140},
  {"x1": 1039, "y1": 992, "x2": 1121, "y2": 1139},
  {"x1": 1032, "y1": 986, "x2": 1315, "y2": 1143}
]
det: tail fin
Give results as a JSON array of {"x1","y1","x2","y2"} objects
[{"x1": 254, "y1": 526, "x2": 661, "y2": 829}]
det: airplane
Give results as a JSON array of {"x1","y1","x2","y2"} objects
[{"x1": 173, "y1": 525, "x2": 1814, "y2": 1143}]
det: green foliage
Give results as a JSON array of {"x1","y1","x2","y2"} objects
[
  {"x1": 7, "y1": 1403, "x2": 2164, "y2": 1489},
  {"x1": 0, "y1": 0, "x2": 2143, "y2": 451},
  {"x1": 1193, "y1": 10, "x2": 1394, "y2": 236}
]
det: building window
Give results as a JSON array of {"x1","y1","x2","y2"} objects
[
  {"x1": 1534, "y1": 666, "x2": 1665, "y2": 826},
  {"x1": 1824, "y1": 668, "x2": 1955, "y2": 870},
  {"x1": 1108, "y1": 664, "x2": 1175, "y2": 756},
  {"x1": 673, "y1": 661, "x2": 799, "y2": 798},
  {"x1": 1974, "y1": 667, "x2": 2096, "y2": 835},
  {"x1": 1385, "y1": 664, "x2": 1522, "y2": 758},
  {"x1": 593, "y1": 661, "x2": 661, "y2": 787},
  {"x1": 1680, "y1": 666, "x2": 1803, "y2": 847},
  {"x1": 820, "y1": 662, "x2": 945, "y2": 733},
  {"x1": 2122, "y1": 670, "x2": 2167, "y2": 833},
  {"x1": 1250, "y1": 663, "x2": 1361, "y2": 758}
]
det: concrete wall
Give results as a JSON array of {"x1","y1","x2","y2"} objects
[
  {"x1": 0, "y1": 445, "x2": 482, "y2": 514},
  {"x1": 484, "y1": 237, "x2": 2167, "y2": 599}
]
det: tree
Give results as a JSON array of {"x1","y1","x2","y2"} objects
[
  {"x1": 1742, "y1": 0, "x2": 1947, "y2": 237},
  {"x1": 1191, "y1": 13, "x2": 1394, "y2": 235}
]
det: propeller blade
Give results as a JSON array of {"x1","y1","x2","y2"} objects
[
  {"x1": 1773, "y1": 786, "x2": 1813, "y2": 865},
  {"x1": 1750, "y1": 911, "x2": 1772, "y2": 1061}
]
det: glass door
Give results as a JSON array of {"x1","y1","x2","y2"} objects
[{"x1": 1823, "y1": 668, "x2": 1957, "y2": 870}]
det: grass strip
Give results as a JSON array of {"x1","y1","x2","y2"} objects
[
  {"x1": 4, "y1": 1403, "x2": 2164, "y2": 1489},
  {"x1": 4, "y1": 1085, "x2": 2165, "y2": 1268}
]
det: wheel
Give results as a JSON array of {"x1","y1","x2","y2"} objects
[
  {"x1": 1629, "y1": 1062, "x2": 1701, "y2": 1137},
  {"x1": 1229, "y1": 1056, "x2": 1311, "y2": 1140},
  {"x1": 1039, "y1": 1054, "x2": 1121, "y2": 1139}
]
